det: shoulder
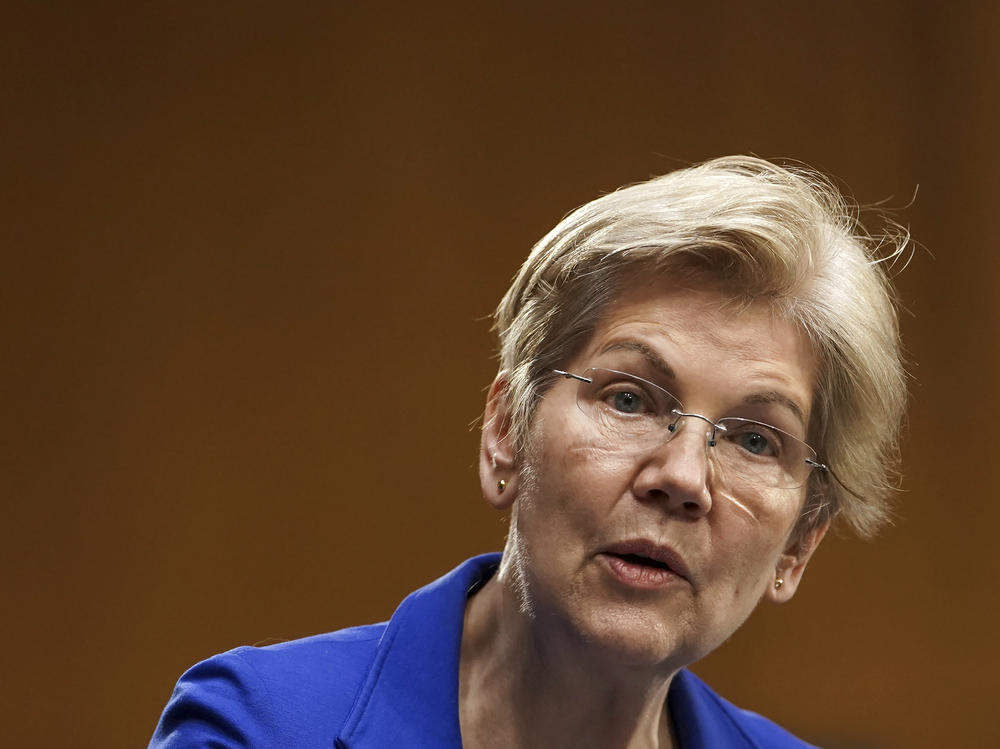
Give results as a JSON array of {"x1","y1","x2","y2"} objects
[
  {"x1": 148, "y1": 624, "x2": 386, "y2": 749},
  {"x1": 672, "y1": 670, "x2": 821, "y2": 749},
  {"x1": 148, "y1": 555, "x2": 503, "y2": 749}
]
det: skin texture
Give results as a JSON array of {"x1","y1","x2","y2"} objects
[{"x1": 460, "y1": 281, "x2": 829, "y2": 749}]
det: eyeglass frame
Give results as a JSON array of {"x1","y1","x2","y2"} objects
[{"x1": 552, "y1": 367, "x2": 829, "y2": 476}]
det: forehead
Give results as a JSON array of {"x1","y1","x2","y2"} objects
[{"x1": 575, "y1": 279, "x2": 818, "y2": 418}]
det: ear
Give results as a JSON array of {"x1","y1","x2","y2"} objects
[
  {"x1": 479, "y1": 372, "x2": 518, "y2": 510},
  {"x1": 765, "y1": 519, "x2": 830, "y2": 604}
]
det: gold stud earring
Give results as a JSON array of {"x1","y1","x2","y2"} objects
[
  {"x1": 774, "y1": 577, "x2": 784, "y2": 590},
  {"x1": 497, "y1": 479, "x2": 506, "y2": 494}
]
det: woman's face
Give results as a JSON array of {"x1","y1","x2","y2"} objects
[{"x1": 496, "y1": 280, "x2": 827, "y2": 671}]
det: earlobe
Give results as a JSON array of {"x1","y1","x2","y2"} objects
[
  {"x1": 765, "y1": 519, "x2": 830, "y2": 604},
  {"x1": 480, "y1": 373, "x2": 518, "y2": 510}
]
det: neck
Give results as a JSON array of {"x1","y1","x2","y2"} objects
[{"x1": 459, "y1": 573, "x2": 678, "y2": 749}]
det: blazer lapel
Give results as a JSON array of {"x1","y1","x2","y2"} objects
[{"x1": 337, "y1": 554, "x2": 502, "y2": 749}]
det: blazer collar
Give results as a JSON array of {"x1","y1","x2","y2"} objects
[
  {"x1": 337, "y1": 553, "x2": 501, "y2": 749},
  {"x1": 337, "y1": 553, "x2": 763, "y2": 749},
  {"x1": 669, "y1": 669, "x2": 765, "y2": 748}
]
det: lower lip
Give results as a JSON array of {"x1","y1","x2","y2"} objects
[{"x1": 600, "y1": 553, "x2": 686, "y2": 589}]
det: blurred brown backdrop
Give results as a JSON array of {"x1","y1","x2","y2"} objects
[{"x1": 3, "y1": 3, "x2": 998, "y2": 748}]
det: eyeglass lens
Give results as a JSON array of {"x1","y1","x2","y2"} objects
[{"x1": 568, "y1": 367, "x2": 819, "y2": 492}]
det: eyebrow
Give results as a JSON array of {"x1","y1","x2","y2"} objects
[
  {"x1": 597, "y1": 340, "x2": 677, "y2": 381},
  {"x1": 742, "y1": 392, "x2": 807, "y2": 430},
  {"x1": 598, "y1": 339, "x2": 808, "y2": 428}
]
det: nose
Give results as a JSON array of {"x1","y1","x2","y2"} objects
[{"x1": 631, "y1": 417, "x2": 713, "y2": 518}]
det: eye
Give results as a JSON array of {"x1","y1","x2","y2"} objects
[
  {"x1": 609, "y1": 389, "x2": 646, "y2": 414},
  {"x1": 585, "y1": 369, "x2": 675, "y2": 420},
  {"x1": 729, "y1": 426, "x2": 780, "y2": 457}
]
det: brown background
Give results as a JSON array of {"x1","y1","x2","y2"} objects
[{"x1": 3, "y1": 3, "x2": 998, "y2": 748}]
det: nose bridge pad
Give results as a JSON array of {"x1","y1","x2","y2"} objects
[
  {"x1": 668, "y1": 409, "x2": 722, "y2": 451},
  {"x1": 662, "y1": 410, "x2": 716, "y2": 482}
]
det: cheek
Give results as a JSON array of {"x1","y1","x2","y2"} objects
[
  {"x1": 529, "y1": 412, "x2": 630, "y2": 494},
  {"x1": 709, "y1": 501, "x2": 799, "y2": 589},
  {"x1": 519, "y1": 427, "x2": 634, "y2": 547},
  {"x1": 700, "y1": 538, "x2": 776, "y2": 622},
  {"x1": 721, "y1": 487, "x2": 803, "y2": 549}
]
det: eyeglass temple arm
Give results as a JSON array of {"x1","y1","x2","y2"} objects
[
  {"x1": 805, "y1": 458, "x2": 828, "y2": 473},
  {"x1": 553, "y1": 369, "x2": 592, "y2": 383}
]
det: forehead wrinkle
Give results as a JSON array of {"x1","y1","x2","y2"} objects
[
  {"x1": 593, "y1": 336, "x2": 812, "y2": 426},
  {"x1": 701, "y1": 309, "x2": 816, "y2": 427},
  {"x1": 585, "y1": 293, "x2": 816, "y2": 427},
  {"x1": 719, "y1": 345, "x2": 814, "y2": 429}
]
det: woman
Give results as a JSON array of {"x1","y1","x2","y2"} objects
[{"x1": 150, "y1": 157, "x2": 906, "y2": 748}]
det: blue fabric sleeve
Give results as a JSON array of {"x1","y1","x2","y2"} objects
[{"x1": 148, "y1": 650, "x2": 277, "y2": 749}]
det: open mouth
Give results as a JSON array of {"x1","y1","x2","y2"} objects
[
  {"x1": 600, "y1": 542, "x2": 689, "y2": 588},
  {"x1": 610, "y1": 552, "x2": 673, "y2": 572}
]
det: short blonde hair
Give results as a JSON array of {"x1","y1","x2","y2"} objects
[{"x1": 492, "y1": 156, "x2": 907, "y2": 539}]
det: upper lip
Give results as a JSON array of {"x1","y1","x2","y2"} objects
[{"x1": 601, "y1": 539, "x2": 692, "y2": 583}]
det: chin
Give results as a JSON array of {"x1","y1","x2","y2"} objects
[{"x1": 568, "y1": 604, "x2": 699, "y2": 672}]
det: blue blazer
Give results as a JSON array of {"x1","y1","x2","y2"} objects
[{"x1": 150, "y1": 554, "x2": 818, "y2": 748}]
